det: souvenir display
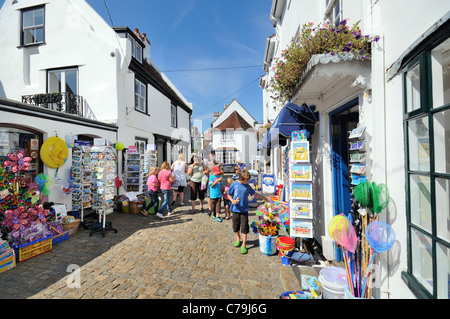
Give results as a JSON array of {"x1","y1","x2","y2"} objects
[
  {"x1": 71, "y1": 141, "x2": 92, "y2": 228},
  {"x1": 348, "y1": 126, "x2": 367, "y2": 186},
  {"x1": 90, "y1": 145, "x2": 117, "y2": 236},
  {"x1": 289, "y1": 130, "x2": 313, "y2": 239}
]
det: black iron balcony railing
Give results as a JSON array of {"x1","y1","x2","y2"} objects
[{"x1": 22, "y1": 92, "x2": 84, "y2": 117}]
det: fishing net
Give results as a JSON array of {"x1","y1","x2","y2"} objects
[
  {"x1": 353, "y1": 181, "x2": 390, "y2": 214},
  {"x1": 333, "y1": 217, "x2": 358, "y2": 253},
  {"x1": 365, "y1": 221, "x2": 396, "y2": 253},
  {"x1": 328, "y1": 214, "x2": 346, "y2": 240}
]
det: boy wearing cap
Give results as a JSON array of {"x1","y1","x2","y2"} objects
[{"x1": 208, "y1": 166, "x2": 223, "y2": 222}]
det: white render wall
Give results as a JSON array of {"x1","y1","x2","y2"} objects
[
  {"x1": 263, "y1": 0, "x2": 450, "y2": 299},
  {"x1": 0, "y1": 104, "x2": 117, "y2": 211}
]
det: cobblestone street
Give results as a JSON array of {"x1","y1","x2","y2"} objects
[{"x1": 0, "y1": 191, "x2": 325, "y2": 299}]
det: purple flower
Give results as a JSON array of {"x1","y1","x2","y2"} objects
[
  {"x1": 347, "y1": 41, "x2": 353, "y2": 46},
  {"x1": 331, "y1": 51, "x2": 335, "y2": 56},
  {"x1": 373, "y1": 36, "x2": 380, "y2": 42},
  {"x1": 361, "y1": 55, "x2": 367, "y2": 60}
]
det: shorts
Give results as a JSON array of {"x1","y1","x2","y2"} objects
[
  {"x1": 189, "y1": 180, "x2": 205, "y2": 201},
  {"x1": 210, "y1": 197, "x2": 222, "y2": 216},
  {"x1": 223, "y1": 199, "x2": 231, "y2": 207},
  {"x1": 232, "y1": 212, "x2": 249, "y2": 234},
  {"x1": 174, "y1": 186, "x2": 185, "y2": 192}
]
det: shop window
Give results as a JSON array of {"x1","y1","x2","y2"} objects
[
  {"x1": 21, "y1": 5, "x2": 45, "y2": 46},
  {"x1": 0, "y1": 125, "x2": 42, "y2": 182},
  {"x1": 402, "y1": 34, "x2": 450, "y2": 299}
]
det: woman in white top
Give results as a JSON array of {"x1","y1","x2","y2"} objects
[{"x1": 171, "y1": 153, "x2": 188, "y2": 206}]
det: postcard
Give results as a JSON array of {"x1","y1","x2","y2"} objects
[
  {"x1": 291, "y1": 141, "x2": 310, "y2": 162},
  {"x1": 290, "y1": 201, "x2": 313, "y2": 219},
  {"x1": 291, "y1": 220, "x2": 313, "y2": 238},
  {"x1": 290, "y1": 164, "x2": 312, "y2": 181},
  {"x1": 290, "y1": 182, "x2": 312, "y2": 200}
]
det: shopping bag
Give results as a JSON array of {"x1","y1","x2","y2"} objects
[{"x1": 200, "y1": 175, "x2": 208, "y2": 190}]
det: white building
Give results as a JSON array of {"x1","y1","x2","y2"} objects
[
  {"x1": 0, "y1": 0, "x2": 193, "y2": 206},
  {"x1": 210, "y1": 99, "x2": 258, "y2": 170},
  {"x1": 260, "y1": 0, "x2": 450, "y2": 299}
]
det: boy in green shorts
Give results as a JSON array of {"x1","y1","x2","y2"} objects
[{"x1": 228, "y1": 170, "x2": 269, "y2": 254}]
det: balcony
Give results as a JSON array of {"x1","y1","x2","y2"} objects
[{"x1": 22, "y1": 92, "x2": 84, "y2": 117}]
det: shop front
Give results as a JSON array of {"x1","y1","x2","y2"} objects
[{"x1": 0, "y1": 98, "x2": 118, "y2": 269}]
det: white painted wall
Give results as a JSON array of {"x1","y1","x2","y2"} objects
[{"x1": 262, "y1": 0, "x2": 450, "y2": 299}]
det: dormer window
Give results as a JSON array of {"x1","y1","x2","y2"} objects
[
  {"x1": 21, "y1": 5, "x2": 45, "y2": 46},
  {"x1": 128, "y1": 34, "x2": 143, "y2": 63}
]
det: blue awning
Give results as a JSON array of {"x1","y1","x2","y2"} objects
[{"x1": 257, "y1": 102, "x2": 319, "y2": 150}]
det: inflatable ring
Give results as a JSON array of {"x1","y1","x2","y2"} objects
[{"x1": 40, "y1": 136, "x2": 69, "y2": 168}]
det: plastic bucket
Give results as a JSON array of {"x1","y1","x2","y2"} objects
[
  {"x1": 319, "y1": 267, "x2": 348, "y2": 299},
  {"x1": 122, "y1": 200, "x2": 129, "y2": 213},
  {"x1": 145, "y1": 197, "x2": 162, "y2": 214},
  {"x1": 277, "y1": 236, "x2": 295, "y2": 265},
  {"x1": 258, "y1": 234, "x2": 278, "y2": 256},
  {"x1": 129, "y1": 201, "x2": 141, "y2": 214},
  {"x1": 344, "y1": 287, "x2": 373, "y2": 299}
]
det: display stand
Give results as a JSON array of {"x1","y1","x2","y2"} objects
[
  {"x1": 289, "y1": 130, "x2": 314, "y2": 263},
  {"x1": 89, "y1": 145, "x2": 117, "y2": 236},
  {"x1": 348, "y1": 126, "x2": 367, "y2": 188},
  {"x1": 141, "y1": 147, "x2": 157, "y2": 193},
  {"x1": 71, "y1": 141, "x2": 93, "y2": 229},
  {"x1": 124, "y1": 151, "x2": 141, "y2": 192}
]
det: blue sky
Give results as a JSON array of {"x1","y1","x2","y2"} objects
[{"x1": 86, "y1": 0, "x2": 274, "y2": 132}]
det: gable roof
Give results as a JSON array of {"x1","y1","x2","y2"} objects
[
  {"x1": 213, "y1": 111, "x2": 254, "y2": 131},
  {"x1": 211, "y1": 99, "x2": 257, "y2": 128}
]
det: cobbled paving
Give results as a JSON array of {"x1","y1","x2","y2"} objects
[{"x1": 0, "y1": 197, "x2": 323, "y2": 299}]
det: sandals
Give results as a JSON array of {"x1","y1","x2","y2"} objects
[
  {"x1": 141, "y1": 210, "x2": 149, "y2": 216},
  {"x1": 190, "y1": 209, "x2": 196, "y2": 214},
  {"x1": 240, "y1": 246, "x2": 248, "y2": 254}
]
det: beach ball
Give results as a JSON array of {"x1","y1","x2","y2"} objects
[{"x1": 115, "y1": 143, "x2": 124, "y2": 151}]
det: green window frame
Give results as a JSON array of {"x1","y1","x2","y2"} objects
[{"x1": 402, "y1": 32, "x2": 450, "y2": 299}]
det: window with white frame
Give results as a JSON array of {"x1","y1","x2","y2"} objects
[
  {"x1": 21, "y1": 6, "x2": 45, "y2": 46},
  {"x1": 135, "y1": 138, "x2": 147, "y2": 154},
  {"x1": 221, "y1": 130, "x2": 234, "y2": 142},
  {"x1": 171, "y1": 104, "x2": 177, "y2": 127},
  {"x1": 128, "y1": 34, "x2": 143, "y2": 63},
  {"x1": 325, "y1": 0, "x2": 342, "y2": 26},
  {"x1": 134, "y1": 79, "x2": 146, "y2": 112}
]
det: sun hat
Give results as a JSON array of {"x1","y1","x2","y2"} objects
[{"x1": 212, "y1": 166, "x2": 221, "y2": 174}]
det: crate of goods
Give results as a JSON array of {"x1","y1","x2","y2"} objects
[
  {"x1": 12, "y1": 236, "x2": 53, "y2": 262},
  {"x1": 0, "y1": 241, "x2": 16, "y2": 273},
  {"x1": 52, "y1": 231, "x2": 69, "y2": 245},
  {"x1": 61, "y1": 216, "x2": 81, "y2": 237}
]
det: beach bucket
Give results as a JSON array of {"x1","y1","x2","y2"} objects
[
  {"x1": 319, "y1": 267, "x2": 348, "y2": 299},
  {"x1": 277, "y1": 236, "x2": 295, "y2": 265},
  {"x1": 258, "y1": 234, "x2": 278, "y2": 256},
  {"x1": 122, "y1": 200, "x2": 129, "y2": 213}
]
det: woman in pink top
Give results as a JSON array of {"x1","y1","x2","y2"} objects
[
  {"x1": 142, "y1": 166, "x2": 163, "y2": 218},
  {"x1": 157, "y1": 161, "x2": 175, "y2": 216}
]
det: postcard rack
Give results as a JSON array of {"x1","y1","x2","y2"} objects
[
  {"x1": 71, "y1": 142, "x2": 93, "y2": 229},
  {"x1": 348, "y1": 126, "x2": 367, "y2": 189},
  {"x1": 89, "y1": 145, "x2": 117, "y2": 237}
]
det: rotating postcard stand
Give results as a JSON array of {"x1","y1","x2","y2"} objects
[
  {"x1": 89, "y1": 145, "x2": 117, "y2": 237},
  {"x1": 71, "y1": 141, "x2": 94, "y2": 230},
  {"x1": 289, "y1": 131, "x2": 315, "y2": 264}
]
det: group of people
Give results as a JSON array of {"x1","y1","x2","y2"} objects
[{"x1": 141, "y1": 151, "x2": 269, "y2": 254}]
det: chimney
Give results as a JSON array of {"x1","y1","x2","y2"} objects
[
  {"x1": 224, "y1": 104, "x2": 228, "y2": 110},
  {"x1": 213, "y1": 112, "x2": 219, "y2": 122},
  {"x1": 133, "y1": 28, "x2": 151, "y2": 61}
]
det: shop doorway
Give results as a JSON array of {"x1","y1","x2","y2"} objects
[{"x1": 330, "y1": 98, "x2": 359, "y2": 261}]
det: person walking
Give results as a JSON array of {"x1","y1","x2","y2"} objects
[
  {"x1": 206, "y1": 151, "x2": 223, "y2": 212},
  {"x1": 228, "y1": 170, "x2": 269, "y2": 254},
  {"x1": 235, "y1": 157, "x2": 246, "y2": 172},
  {"x1": 222, "y1": 177, "x2": 233, "y2": 220},
  {"x1": 171, "y1": 153, "x2": 188, "y2": 206},
  {"x1": 157, "y1": 161, "x2": 175, "y2": 216},
  {"x1": 187, "y1": 154, "x2": 207, "y2": 214},
  {"x1": 209, "y1": 166, "x2": 223, "y2": 222},
  {"x1": 142, "y1": 166, "x2": 164, "y2": 219}
]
